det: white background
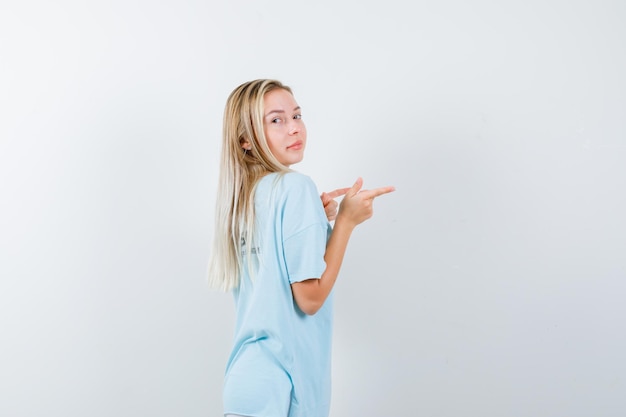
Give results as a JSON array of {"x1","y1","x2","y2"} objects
[{"x1": 1, "y1": 1, "x2": 625, "y2": 416}]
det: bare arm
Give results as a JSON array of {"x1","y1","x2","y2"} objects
[{"x1": 291, "y1": 178, "x2": 395, "y2": 315}]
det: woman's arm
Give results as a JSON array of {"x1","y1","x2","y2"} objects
[{"x1": 291, "y1": 178, "x2": 395, "y2": 315}]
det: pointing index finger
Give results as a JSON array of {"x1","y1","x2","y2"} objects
[
  {"x1": 361, "y1": 186, "x2": 396, "y2": 199},
  {"x1": 325, "y1": 187, "x2": 350, "y2": 199}
]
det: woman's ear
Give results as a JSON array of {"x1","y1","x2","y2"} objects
[{"x1": 240, "y1": 138, "x2": 252, "y2": 150}]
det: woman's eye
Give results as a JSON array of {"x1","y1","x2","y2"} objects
[
  {"x1": 271, "y1": 118, "x2": 281, "y2": 123},
  {"x1": 294, "y1": 114, "x2": 302, "y2": 120}
]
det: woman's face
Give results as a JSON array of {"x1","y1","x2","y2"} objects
[{"x1": 262, "y1": 88, "x2": 307, "y2": 167}]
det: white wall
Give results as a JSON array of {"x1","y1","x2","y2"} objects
[{"x1": 1, "y1": 1, "x2": 625, "y2": 416}]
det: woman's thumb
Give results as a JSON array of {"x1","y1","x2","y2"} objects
[{"x1": 348, "y1": 177, "x2": 363, "y2": 196}]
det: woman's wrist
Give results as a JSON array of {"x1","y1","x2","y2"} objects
[{"x1": 333, "y1": 215, "x2": 356, "y2": 234}]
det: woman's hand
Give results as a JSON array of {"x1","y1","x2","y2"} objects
[
  {"x1": 336, "y1": 177, "x2": 395, "y2": 228},
  {"x1": 320, "y1": 188, "x2": 350, "y2": 222}
]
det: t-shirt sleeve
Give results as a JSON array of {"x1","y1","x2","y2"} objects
[{"x1": 280, "y1": 174, "x2": 330, "y2": 284}]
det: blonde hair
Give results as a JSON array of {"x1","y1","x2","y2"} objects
[{"x1": 208, "y1": 79, "x2": 293, "y2": 291}]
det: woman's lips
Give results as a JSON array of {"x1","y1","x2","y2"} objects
[{"x1": 287, "y1": 141, "x2": 303, "y2": 150}]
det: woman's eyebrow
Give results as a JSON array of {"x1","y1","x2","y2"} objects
[{"x1": 265, "y1": 106, "x2": 301, "y2": 117}]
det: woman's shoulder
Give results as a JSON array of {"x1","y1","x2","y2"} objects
[
  {"x1": 281, "y1": 170, "x2": 316, "y2": 187},
  {"x1": 259, "y1": 170, "x2": 314, "y2": 187},
  {"x1": 259, "y1": 171, "x2": 318, "y2": 198}
]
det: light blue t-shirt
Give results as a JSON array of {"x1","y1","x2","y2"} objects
[{"x1": 223, "y1": 172, "x2": 333, "y2": 417}]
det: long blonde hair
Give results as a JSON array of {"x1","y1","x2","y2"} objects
[{"x1": 208, "y1": 79, "x2": 292, "y2": 291}]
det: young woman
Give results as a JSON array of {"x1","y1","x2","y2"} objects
[{"x1": 208, "y1": 79, "x2": 394, "y2": 417}]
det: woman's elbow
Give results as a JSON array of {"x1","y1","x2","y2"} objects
[
  {"x1": 296, "y1": 299, "x2": 323, "y2": 315},
  {"x1": 291, "y1": 280, "x2": 325, "y2": 315}
]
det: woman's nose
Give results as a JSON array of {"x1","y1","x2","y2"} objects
[{"x1": 288, "y1": 121, "x2": 300, "y2": 134}]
